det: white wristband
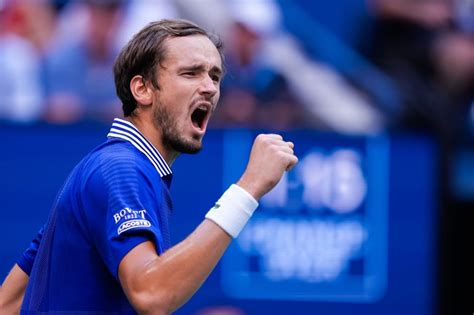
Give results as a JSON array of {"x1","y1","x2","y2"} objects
[{"x1": 205, "y1": 184, "x2": 259, "y2": 238}]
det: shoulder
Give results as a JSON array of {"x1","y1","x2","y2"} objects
[
  {"x1": 90, "y1": 139, "x2": 153, "y2": 171},
  {"x1": 82, "y1": 139, "x2": 161, "y2": 190}
]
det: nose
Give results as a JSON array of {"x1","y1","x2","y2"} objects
[{"x1": 198, "y1": 75, "x2": 218, "y2": 98}]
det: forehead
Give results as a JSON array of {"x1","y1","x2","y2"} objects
[{"x1": 162, "y1": 35, "x2": 222, "y2": 70}]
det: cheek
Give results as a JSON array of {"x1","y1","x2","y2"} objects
[
  {"x1": 168, "y1": 99, "x2": 190, "y2": 125},
  {"x1": 213, "y1": 90, "x2": 221, "y2": 105},
  {"x1": 158, "y1": 91, "x2": 186, "y2": 115},
  {"x1": 157, "y1": 80, "x2": 196, "y2": 119}
]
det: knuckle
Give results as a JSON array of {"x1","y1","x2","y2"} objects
[
  {"x1": 276, "y1": 151, "x2": 287, "y2": 160},
  {"x1": 273, "y1": 145, "x2": 283, "y2": 154},
  {"x1": 260, "y1": 134, "x2": 271, "y2": 143},
  {"x1": 266, "y1": 133, "x2": 283, "y2": 141}
]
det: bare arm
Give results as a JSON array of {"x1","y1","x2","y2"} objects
[
  {"x1": 119, "y1": 220, "x2": 231, "y2": 314},
  {"x1": 0, "y1": 264, "x2": 29, "y2": 314},
  {"x1": 119, "y1": 134, "x2": 298, "y2": 314}
]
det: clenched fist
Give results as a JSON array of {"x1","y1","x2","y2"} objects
[{"x1": 237, "y1": 134, "x2": 298, "y2": 200}]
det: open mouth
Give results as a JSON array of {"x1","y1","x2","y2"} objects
[{"x1": 191, "y1": 104, "x2": 210, "y2": 131}]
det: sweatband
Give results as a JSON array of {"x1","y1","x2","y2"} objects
[{"x1": 205, "y1": 184, "x2": 259, "y2": 238}]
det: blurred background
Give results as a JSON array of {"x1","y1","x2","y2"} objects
[{"x1": 0, "y1": 0, "x2": 473, "y2": 314}]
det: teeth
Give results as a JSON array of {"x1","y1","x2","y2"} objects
[{"x1": 198, "y1": 105, "x2": 208, "y2": 112}]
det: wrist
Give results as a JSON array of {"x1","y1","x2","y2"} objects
[
  {"x1": 236, "y1": 177, "x2": 264, "y2": 201},
  {"x1": 205, "y1": 184, "x2": 259, "y2": 238}
]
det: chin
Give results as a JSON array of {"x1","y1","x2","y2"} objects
[
  {"x1": 169, "y1": 137, "x2": 202, "y2": 154},
  {"x1": 178, "y1": 144, "x2": 202, "y2": 154}
]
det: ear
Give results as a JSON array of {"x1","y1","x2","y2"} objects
[{"x1": 130, "y1": 75, "x2": 154, "y2": 107}]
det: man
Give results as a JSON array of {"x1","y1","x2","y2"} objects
[{"x1": 0, "y1": 19, "x2": 297, "y2": 314}]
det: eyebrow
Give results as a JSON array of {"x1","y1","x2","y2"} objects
[{"x1": 181, "y1": 64, "x2": 223, "y2": 77}]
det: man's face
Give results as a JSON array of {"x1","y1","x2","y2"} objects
[{"x1": 152, "y1": 35, "x2": 223, "y2": 154}]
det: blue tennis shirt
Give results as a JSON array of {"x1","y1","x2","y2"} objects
[{"x1": 18, "y1": 118, "x2": 173, "y2": 314}]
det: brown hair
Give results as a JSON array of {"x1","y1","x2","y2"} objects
[{"x1": 113, "y1": 19, "x2": 224, "y2": 116}]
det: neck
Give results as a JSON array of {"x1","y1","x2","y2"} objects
[{"x1": 125, "y1": 115, "x2": 178, "y2": 166}]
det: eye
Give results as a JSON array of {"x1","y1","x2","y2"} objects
[
  {"x1": 183, "y1": 71, "x2": 196, "y2": 77},
  {"x1": 211, "y1": 74, "x2": 221, "y2": 83}
]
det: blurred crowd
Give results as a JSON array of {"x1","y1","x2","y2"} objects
[{"x1": 0, "y1": 0, "x2": 472, "y2": 138}]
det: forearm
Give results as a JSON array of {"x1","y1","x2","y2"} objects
[
  {"x1": 121, "y1": 220, "x2": 232, "y2": 314},
  {"x1": 150, "y1": 219, "x2": 231, "y2": 310},
  {"x1": 0, "y1": 264, "x2": 29, "y2": 314}
]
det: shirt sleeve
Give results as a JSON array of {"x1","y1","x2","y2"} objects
[
  {"x1": 17, "y1": 226, "x2": 44, "y2": 276},
  {"x1": 81, "y1": 151, "x2": 166, "y2": 280}
]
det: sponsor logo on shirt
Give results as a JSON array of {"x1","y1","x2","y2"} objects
[
  {"x1": 117, "y1": 219, "x2": 152, "y2": 235},
  {"x1": 113, "y1": 207, "x2": 151, "y2": 235},
  {"x1": 113, "y1": 207, "x2": 147, "y2": 223}
]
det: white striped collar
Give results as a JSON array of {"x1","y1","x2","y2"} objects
[{"x1": 107, "y1": 118, "x2": 172, "y2": 178}]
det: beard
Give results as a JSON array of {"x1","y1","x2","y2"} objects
[{"x1": 153, "y1": 103, "x2": 202, "y2": 154}]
